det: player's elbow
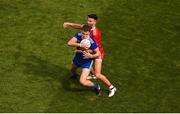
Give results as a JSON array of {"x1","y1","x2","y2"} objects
[{"x1": 67, "y1": 41, "x2": 72, "y2": 46}]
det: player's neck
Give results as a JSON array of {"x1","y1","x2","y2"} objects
[{"x1": 91, "y1": 25, "x2": 96, "y2": 30}]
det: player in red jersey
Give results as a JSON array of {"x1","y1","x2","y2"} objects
[{"x1": 63, "y1": 14, "x2": 116, "y2": 97}]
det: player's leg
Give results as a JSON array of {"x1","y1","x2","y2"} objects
[
  {"x1": 70, "y1": 64, "x2": 79, "y2": 79},
  {"x1": 89, "y1": 60, "x2": 95, "y2": 75},
  {"x1": 90, "y1": 67, "x2": 95, "y2": 75},
  {"x1": 94, "y1": 59, "x2": 116, "y2": 97},
  {"x1": 70, "y1": 64, "x2": 77, "y2": 74},
  {"x1": 79, "y1": 68, "x2": 93, "y2": 87},
  {"x1": 94, "y1": 59, "x2": 111, "y2": 86},
  {"x1": 70, "y1": 55, "x2": 81, "y2": 79},
  {"x1": 80, "y1": 60, "x2": 101, "y2": 95},
  {"x1": 87, "y1": 64, "x2": 97, "y2": 79},
  {"x1": 79, "y1": 68, "x2": 101, "y2": 95}
]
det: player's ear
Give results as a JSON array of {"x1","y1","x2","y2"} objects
[{"x1": 94, "y1": 20, "x2": 97, "y2": 23}]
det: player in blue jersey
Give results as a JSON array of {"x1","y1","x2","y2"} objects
[
  {"x1": 64, "y1": 14, "x2": 116, "y2": 97},
  {"x1": 67, "y1": 24, "x2": 101, "y2": 95}
]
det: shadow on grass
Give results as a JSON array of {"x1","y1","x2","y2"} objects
[
  {"x1": 21, "y1": 54, "x2": 88, "y2": 93},
  {"x1": 20, "y1": 53, "x2": 99, "y2": 112}
]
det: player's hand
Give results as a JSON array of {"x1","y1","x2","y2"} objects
[
  {"x1": 63, "y1": 22, "x2": 71, "y2": 28},
  {"x1": 80, "y1": 43, "x2": 87, "y2": 49},
  {"x1": 83, "y1": 51, "x2": 92, "y2": 59},
  {"x1": 75, "y1": 49, "x2": 83, "y2": 53},
  {"x1": 86, "y1": 49, "x2": 94, "y2": 54}
]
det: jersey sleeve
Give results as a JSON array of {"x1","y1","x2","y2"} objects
[
  {"x1": 90, "y1": 41, "x2": 98, "y2": 50},
  {"x1": 74, "y1": 32, "x2": 81, "y2": 42},
  {"x1": 74, "y1": 32, "x2": 79, "y2": 38}
]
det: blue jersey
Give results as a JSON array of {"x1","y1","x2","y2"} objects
[
  {"x1": 74, "y1": 32, "x2": 98, "y2": 61},
  {"x1": 72, "y1": 32, "x2": 98, "y2": 69}
]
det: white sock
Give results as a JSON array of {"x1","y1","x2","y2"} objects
[{"x1": 109, "y1": 85, "x2": 114, "y2": 90}]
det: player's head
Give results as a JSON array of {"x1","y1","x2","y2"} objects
[
  {"x1": 87, "y1": 14, "x2": 98, "y2": 27},
  {"x1": 81, "y1": 24, "x2": 92, "y2": 38}
]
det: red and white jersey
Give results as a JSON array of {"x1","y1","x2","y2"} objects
[{"x1": 90, "y1": 27, "x2": 105, "y2": 60}]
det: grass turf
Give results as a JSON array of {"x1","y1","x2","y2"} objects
[{"x1": 0, "y1": 0, "x2": 180, "y2": 112}]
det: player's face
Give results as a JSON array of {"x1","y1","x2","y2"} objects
[
  {"x1": 81, "y1": 31, "x2": 90, "y2": 39},
  {"x1": 87, "y1": 18, "x2": 96, "y2": 27}
]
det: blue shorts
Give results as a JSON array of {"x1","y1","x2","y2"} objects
[{"x1": 72, "y1": 56, "x2": 93, "y2": 69}]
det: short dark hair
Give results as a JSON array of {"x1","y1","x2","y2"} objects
[
  {"x1": 81, "y1": 24, "x2": 92, "y2": 32},
  {"x1": 88, "y1": 14, "x2": 98, "y2": 20}
]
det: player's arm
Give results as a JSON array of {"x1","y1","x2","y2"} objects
[
  {"x1": 67, "y1": 37, "x2": 86, "y2": 48},
  {"x1": 75, "y1": 49, "x2": 83, "y2": 53},
  {"x1": 67, "y1": 37, "x2": 80, "y2": 47},
  {"x1": 91, "y1": 48, "x2": 100, "y2": 58},
  {"x1": 83, "y1": 48, "x2": 100, "y2": 59},
  {"x1": 75, "y1": 49, "x2": 94, "y2": 53},
  {"x1": 86, "y1": 49, "x2": 94, "y2": 53},
  {"x1": 63, "y1": 22, "x2": 82, "y2": 29}
]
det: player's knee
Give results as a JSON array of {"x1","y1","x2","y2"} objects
[{"x1": 80, "y1": 78, "x2": 86, "y2": 85}]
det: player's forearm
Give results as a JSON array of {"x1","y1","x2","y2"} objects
[
  {"x1": 64, "y1": 22, "x2": 82, "y2": 29},
  {"x1": 68, "y1": 42, "x2": 81, "y2": 48},
  {"x1": 91, "y1": 50, "x2": 100, "y2": 58},
  {"x1": 86, "y1": 49, "x2": 94, "y2": 54},
  {"x1": 75, "y1": 49, "x2": 83, "y2": 53},
  {"x1": 70, "y1": 23, "x2": 82, "y2": 29}
]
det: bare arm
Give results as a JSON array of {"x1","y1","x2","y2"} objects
[
  {"x1": 63, "y1": 22, "x2": 82, "y2": 29},
  {"x1": 67, "y1": 37, "x2": 80, "y2": 47},
  {"x1": 67, "y1": 37, "x2": 87, "y2": 48},
  {"x1": 76, "y1": 49, "x2": 94, "y2": 53},
  {"x1": 83, "y1": 48, "x2": 100, "y2": 59},
  {"x1": 86, "y1": 49, "x2": 94, "y2": 53}
]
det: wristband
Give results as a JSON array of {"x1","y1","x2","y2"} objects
[{"x1": 78, "y1": 43, "x2": 81, "y2": 47}]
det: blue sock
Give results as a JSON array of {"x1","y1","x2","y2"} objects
[{"x1": 92, "y1": 82, "x2": 98, "y2": 90}]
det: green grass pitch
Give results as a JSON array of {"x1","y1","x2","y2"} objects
[{"x1": 0, "y1": 0, "x2": 180, "y2": 112}]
